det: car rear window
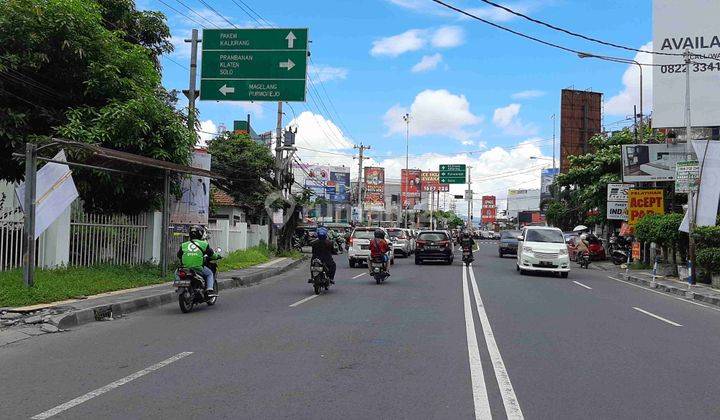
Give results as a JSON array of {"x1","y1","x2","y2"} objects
[
  {"x1": 501, "y1": 231, "x2": 520, "y2": 239},
  {"x1": 525, "y1": 229, "x2": 564, "y2": 243},
  {"x1": 352, "y1": 229, "x2": 375, "y2": 239},
  {"x1": 418, "y1": 232, "x2": 448, "y2": 241},
  {"x1": 387, "y1": 230, "x2": 406, "y2": 238}
]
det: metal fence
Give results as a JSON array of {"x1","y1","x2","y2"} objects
[
  {"x1": 0, "y1": 209, "x2": 46, "y2": 270},
  {"x1": 69, "y1": 204, "x2": 148, "y2": 267}
]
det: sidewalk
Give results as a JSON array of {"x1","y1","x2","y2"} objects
[{"x1": 0, "y1": 257, "x2": 305, "y2": 347}]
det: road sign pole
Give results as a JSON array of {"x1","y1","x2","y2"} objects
[{"x1": 185, "y1": 29, "x2": 200, "y2": 131}]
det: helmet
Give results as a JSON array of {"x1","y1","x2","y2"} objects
[
  {"x1": 189, "y1": 225, "x2": 205, "y2": 240},
  {"x1": 580, "y1": 234, "x2": 588, "y2": 240},
  {"x1": 317, "y1": 227, "x2": 328, "y2": 239},
  {"x1": 374, "y1": 229, "x2": 385, "y2": 239}
]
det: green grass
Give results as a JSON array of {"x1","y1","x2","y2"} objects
[
  {"x1": 628, "y1": 262, "x2": 653, "y2": 270},
  {"x1": 0, "y1": 264, "x2": 168, "y2": 308},
  {"x1": 217, "y1": 245, "x2": 272, "y2": 272},
  {"x1": 274, "y1": 249, "x2": 304, "y2": 259}
]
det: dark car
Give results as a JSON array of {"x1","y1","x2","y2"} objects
[
  {"x1": 498, "y1": 230, "x2": 521, "y2": 257},
  {"x1": 415, "y1": 231, "x2": 453, "y2": 265}
]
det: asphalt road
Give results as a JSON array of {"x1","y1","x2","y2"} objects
[{"x1": 3, "y1": 242, "x2": 720, "y2": 419}]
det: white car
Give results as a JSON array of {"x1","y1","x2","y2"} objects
[
  {"x1": 516, "y1": 226, "x2": 570, "y2": 277},
  {"x1": 348, "y1": 227, "x2": 395, "y2": 268},
  {"x1": 387, "y1": 228, "x2": 412, "y2": 257}
]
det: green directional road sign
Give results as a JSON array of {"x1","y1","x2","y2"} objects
[
  {"x1": 200, "y1": 28, "x2": 308, "y2": 102},
  {"x1": 440, "y1": 164, "x2": 467, "y2": 184}
]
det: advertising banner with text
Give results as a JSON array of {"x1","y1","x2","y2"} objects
[
  {"x1": 628, "y1": 189, "x2": 664, "y2": 226},
  {"x1": 364, "y1": 167, "x2": 385, "y2": 210},
  {"x1": 401, "y1": 169, "x2": 422, "y2": 209}
]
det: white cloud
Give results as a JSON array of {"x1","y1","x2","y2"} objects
[
  {"x1": 197, "y1": 119, "x2": 217, "y2": 147},
  {"x1": 371, "y1": 29, "x2": 427, "y2": 57},
  {"x1": 287, "y1": 111, "x2": 356, "y2": 166},
  {"x1": 308, "y1": 64, "x2": 349, "y2": 82},
  {"x1": 370, "y1": 26, "x2": 465, "y2": 58},
  {"x1": 228, "y1": 101, "x2": 265, "y2": 118},
  {"x1": 383, "y1": 89, "x2": 482, "y2": 140},
  {"x1": 511, "y1": 89, "x2": 546, "y2": 100},
  {"x1": 412, "y1": 53, "x2": 443, "y2": 73},
  {"x1": 493, "y1": 103, "x2": 538, "y2": 136},
  {"x1": 604, "y1": 41, "x2": 653, "y2": 117},
  {"x1": 169, "y1": 35, "x2": 191, "y2": 59},
  {"x1": 431, "y1": 26, "x2": 464, "y2": 48},
  {"x1": 461, "y1": 139, "x2": 474, "y2": 146}
]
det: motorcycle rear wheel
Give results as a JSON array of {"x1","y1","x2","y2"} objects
[
  {"x1": 313, "y1": 284, "x2": 321, "y2": 295},
  {"x1": 179, "y1": 292, "x2": 193, "y2": 313}
]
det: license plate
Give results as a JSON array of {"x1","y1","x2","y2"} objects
[
  {"x1": 427, "y1": 246, "x2": 438, "y2": 250},
  {"x1": 174, "y1": 280, "x2": 190, "y2": 287},
  {"x1": 540, "y1": 261, "x2": 553, "y2": 267},
  {"x1": 361, "y1": 245, "x2": 369, "y2": 250}
]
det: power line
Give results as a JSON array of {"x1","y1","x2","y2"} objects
[
  {"x1": 196, "y1": 0, "x2": 238, "y2": 28},
  {"x1": 173, "y1": 0, "x2": 220, "y2": 28},
  {"x1": 157, "y1": 0, "x2": 205, "y2": 27},
  {"x1": 473, "y1": 0, "x2": 709, "y2": 60}
]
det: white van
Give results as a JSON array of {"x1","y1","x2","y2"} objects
[{"x1": 516, "y1": 226, "x2": 570, "y2": 277}]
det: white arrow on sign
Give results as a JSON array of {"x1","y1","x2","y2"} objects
[
  {"x1": 219, "y1": 84, "x2": 235, "y2": 96},
  {"x1": 286, "y1": 31, "x2": 296, "y2": 48},
  {"x1": 279, "y1": 59, "x2": 295, "y2": 71}
]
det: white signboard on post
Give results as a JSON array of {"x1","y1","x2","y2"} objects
[
  {"x1": 607, "y1": 183, "x2": 632, "y2": 202},
  {"x1": 653, "y1": 0, "x2": 720, "y2": 128},
  {"x1": 607, "y1": 201, "x2": 629, "y2": 221},
  {"x1": 15, "y1": 150, "x2": 79, "y2": 239},
  {"x1": 170, "y1": 150, "x2": 211, "y2": 225}
]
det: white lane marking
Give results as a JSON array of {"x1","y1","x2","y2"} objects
[
  {"x1": 289, "y1": 294, "x2": 319, "y2": 307},
  {"x1": 607, "y1": 276, "x2": 720, "y2": 312},
  {"x1": 352, "y1": 273, "x2": 366, "y2": 279},
  {"x1": 461, "y1": 264, "x2": 492, "y2": 419},
  {"x1": 632, "y1": 307, "x2": 683, "y2": 327},
  {"x1": 468, "y1": 265, "x2": 524, "y2": 420},
  {"x1": 32, "y1": 352, "x2": 193, "y2": 420},
  {"x1": 572, "y1": 281, "x2": 593, "y2": 290}
]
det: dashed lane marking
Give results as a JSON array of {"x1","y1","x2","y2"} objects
[
  {"x1": 572, "y1": 280, "x2": 593, "y2": 290},
  {"x1": 352, "y1": 273, "x2": 366, "y2": 279},
  {"x1": 632, "y1": 307, "x2": 683, "y2": 327},
  {"x1": 289, "y1": 294, "x2": 320, "y2": 308}
]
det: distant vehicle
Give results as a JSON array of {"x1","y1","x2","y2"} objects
[
  {"x1": 387, "y1": 228, "x2": 412, "y2": 257},
  {"x1": 498, "y1": 230, "x2": 521, "y2": 257},
  {"x1": 347, "y1": 227, "x2": 395, "y2": 268},
  {"x1": 516, "y1": 226, "x2": 570, "y2": 277},
  {"x1": 415, "y1": 230, "x2": 453, "y2": 265}
]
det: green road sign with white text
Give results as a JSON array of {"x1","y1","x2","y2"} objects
[
  {"x1": 200, "y1": 28, "x2": 308, "y2": 102},
  {"x1": 440, "y1": 164, "x2": 467, "y2": 184}
]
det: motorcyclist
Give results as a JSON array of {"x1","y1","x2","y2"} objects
[
  {"x1": 576, "y1": 233, "x2": 590, "y2": 260},
  {"x1": 369, "y1": 229, "x2": 391, "y2": 275},
  {"x1": 459, "y1": 230, "x2": 475, "y2": 259},
  {"x1": 311, "y1": 227, "x2": 336, "y2": 284},
  {"x1": 177, "y1": 225, "x2": 219, "y2": 297}
]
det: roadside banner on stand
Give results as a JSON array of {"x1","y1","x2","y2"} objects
[
  {"x1": 363, "y1": 167, "x2": 385, "y2": 211},
  {"x1": 675, "y1": 160, "x2": 700, "y2": 194},
  {"x1": 627, "y1": 189, "x2": 664, "y2": 226},
  {"x1": 169, "y1": 150, "x2": 211, "y2": 225},
  {"x1": 401, "y1": 169, "x2": 422, "y2": 209}
]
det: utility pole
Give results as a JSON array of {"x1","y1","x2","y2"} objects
[
  {"x1": 22, "y1": 142, "x2": 37, "y2": 287},
  {"x1": 354, "y1": 144, "x2": 371, "y2": 224},
  {"x1": 551, "y1": 114, "x2": 556, "y2": 171},
  {"x1": 403, "y1": 113, "x2": 411, "y2": 228},
  {"x1": 184, "y1": 29, "x2": 200, "y2": 132},
  {"x1": 684, "y1": 50, "x2": 697, "y2": 285},
  {"x1": 467, "y1": 166, "x2": 473, "y2": 229}
]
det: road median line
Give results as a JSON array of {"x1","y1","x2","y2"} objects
[
  {"x1": 632, "y1": 307, "x2": 683, "y2": 327},
  {"x1": 572, "y1": 280, "x2": 593, "y2": 290}
]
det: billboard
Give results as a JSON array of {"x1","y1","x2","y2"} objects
[
  {"x1": 607, "y1": 201, "x2": 629, "y2": 221},
  {"x1": 621, "y1": 143, "x2": 687, "y2": 182},
  {"x1": 540, "y1": 168, "x2": 559, "y2": 201},
  {"x1": 653, "y1": 0, "x2": 720, "y2": 128},
  {"x1": 506, "y1": 189, "x2": 540, "y2": 219},
  {"x1": 170, "y1": 150, "x2": 211, "y2": 225},
  {"x1": 364, "y1": 167, "x2": 385, "y2": 210},
  {"x1": 607, "y1": 183, "x2": 633, "y2": 202},
  {"x1": 627, "y1": 189, "x2": 665, "y2": 226},
  {"x1": 421, "y1": 171, "x2": 449, "y2": 192},
  {"x1": 327, "y1": 168, "x2": 350, "y2": 203},
  {"x1": 401, "y1": 169, "x2": 422, "y2": 209},
  {"x1": 481, "y1": 195, "x2": 496, "y2": 224},
  {"x1": 560, "y1": 89, "x2": 602, "y2": 173}
]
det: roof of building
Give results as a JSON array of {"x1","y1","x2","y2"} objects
[{"x1": 212, "y1": 189, "x2": 237, "y2": 207}]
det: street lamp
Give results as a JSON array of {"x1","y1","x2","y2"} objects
[
  {"x1": 402, "y1": 113, "x2": 411, "y2": 228},
  {"x1": 578, "y1": 52, "x2": 644, "y2": 142}
]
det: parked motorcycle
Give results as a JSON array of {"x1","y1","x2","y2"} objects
[
  {"x1": 586, "y1": 234, "x2": 607, "y2": 261},
  {"x1": 462, "y1": 247, "x2": 474, "y2": 267},
  {"x1": 370, "y1": 256, "x2": 389, "y2": 284},
  {"x1": 609, "y1": 235, "x2": 632, "y2": 265},
  {"x1": 309, "y1": 257, "x2": 331, "y2": 295},
  {"x1": 174, "y1": 249, "x2": 222, "y2": 313}
]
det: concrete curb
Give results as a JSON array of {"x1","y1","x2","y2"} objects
[
  {"x1": 623, "y1": 273, "x2": 720, "y2": 308},
  {"x1": 54, "y1": 257, "x2": 307, "y2": 330}
]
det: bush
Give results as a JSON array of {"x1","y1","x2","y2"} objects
[
  {"x1": 634, "y1": 213, "x2": 683, "y2": 247},
  {"x1": 696, "y1": 247, "x2": 720, "y2": 274},
  {"x1": 692, "y1": 226, "x2": 720, "y2": 249}
]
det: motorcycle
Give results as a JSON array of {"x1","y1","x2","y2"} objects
[
  {"x1": 579, "y1": 251, "x2": 591, "y2": 269},
  {"x1": 609, "y1": 235, "x2": 632, "y2": 265},
  {"x1": 309, "y1": 257, "x2": 331, "y2": 295},
  {"x1": 174, "y1": 249, "x2": 222, "y2": 313},
  {"x1": 335, "y1": 237, "x2": 345, "y2": 254},
  {"x1": 370, "y1": 256, "x2": 389, "y2": 284},
  {"x1": 462, "y1": 247, "x2": 474, "y2": 267}
]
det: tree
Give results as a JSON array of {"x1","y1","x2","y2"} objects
[
  {"x1": 0, "y1": 0, "x2": 194, "y2": 214},
  {"x1": 544, "y1": 129, "x2": 634, "y2": 230}
]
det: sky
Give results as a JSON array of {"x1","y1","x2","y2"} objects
[{"x1": 140, "y1": 0, "x2": 655, "y2": 213}]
